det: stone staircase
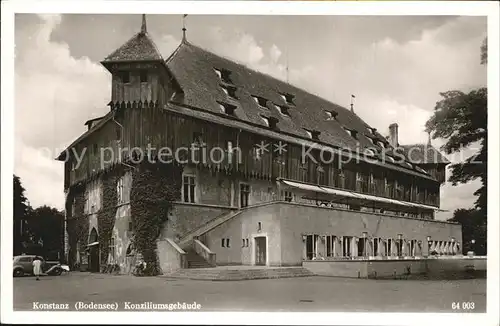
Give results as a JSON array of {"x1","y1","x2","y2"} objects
[
  {"x1": 178, "y1": 210, "x2": 242, "y2": 248},
  {"x1": 186, "y1": 248, "x2": 213, "y2": 269},
  {"x1": 163, "y1": 267, "x2": 315, "y2": 281}
]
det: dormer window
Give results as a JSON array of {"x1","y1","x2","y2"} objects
[
  {"x1": 378, "y1": 141, "x2": 386, "y2": 148},
  {"x1": 280, "y1": 92, "x2": 295, "y2": 105},
  {"x1": 214, "y1": 68, "x2": 233, "y2": 84},
  {"x1": 118, "y1": 71, "x2": 130, "y2": 84},
  {"x1": 404, "y1": 162, "x2": 413, "y2": 169},
  {"x1": 386, "y1": 155, "x2": 395, "y2": 163},
  {"x1": 275, "y1": 104, "x2": 290, "y2": 117},
  {"x1": 260, "y1": 115, "x2": 278, "y2": 129},
  {"x1": 221, "y1": 85, "x2": 237, "y2": 99},
  {"x1": 344, "y1": 127, "x2": 358, "y2": 139},
  {"x1": 253, "y1": 96, "x2": 268, "y2": 108},
  {"x1": 218, "y1": 101, "x2": 237, "y2": 116},
  {"x1": 366, "y1": 136, "x2": 375, "y2": 145},
  {"x1": 325, "y1": 110, "x2": 338, "y2": 121},
  {"x1": 304, "y1": 128, "x2": 320, "y2": 140},
  {"x1": 366, "y1": 126, "x2": 377, "y2": 135}
]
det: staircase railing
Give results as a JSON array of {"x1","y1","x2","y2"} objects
[
  {"x1": 193, "y1": 239, "x2": 216, "y2": 267},
  {"x1": 178, "y1": 210, "x2": 242, "y2": 247}
]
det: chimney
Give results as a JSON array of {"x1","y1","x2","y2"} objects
[{"x1": 388, "y1": 123, "x2": 399, "y2": 147}]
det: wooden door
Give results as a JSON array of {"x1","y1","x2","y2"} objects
[{"x1": 255, "y1": 237, "x2": 267, "y2": 266}]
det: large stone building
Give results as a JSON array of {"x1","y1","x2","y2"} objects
[{"x1": 58, "y1": 16, "x2": 461, "y2": 274}]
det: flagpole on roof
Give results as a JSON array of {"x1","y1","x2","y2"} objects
[
  {"x1": 286, "y1": 42, "x2": 289, "y2": 84},
  {"x1": 141, "y1": 14, "x2": 147, "y2": 34},
  {"x1": 350, "y1": 94, "x2": 355, "y2": 113},
  {"x1": 182, "y1": 14, "x2": 188, "y2": 42}
]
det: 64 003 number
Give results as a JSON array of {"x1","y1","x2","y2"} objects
[{"x1": 452, "y1": 302, "x2": 475, "y2": 310}]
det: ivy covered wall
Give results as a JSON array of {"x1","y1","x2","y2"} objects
[
  {"x1": 65, "y1": 183, "x2": 87, "y2": 269},
  {"x1": 97, "y1": 172, "x2": 120, "y2": 270},
  {"x1": 130, "y1": 162, "x2": 182, "y2": 276}
]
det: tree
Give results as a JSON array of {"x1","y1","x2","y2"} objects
[
  {"x1": 425, "y1": 37, "x2": 487, "y2": 255},
  {"x1": 448, "y1": 209, "x2": 486, "y2": 255},
  {"x1": 26, "y1": 206, "x2": 65, "y2": 260},
  {"x1": 13, "y1": 175, "x2": 31, "y2": 255}
]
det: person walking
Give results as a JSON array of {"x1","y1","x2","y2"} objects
[{"x1": 32, "y1": 256, "x2": 42, "y2": 281}]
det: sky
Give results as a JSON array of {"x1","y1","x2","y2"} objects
[{"x1": 14, "y1": 13, "x2": 487, "y2": 220}]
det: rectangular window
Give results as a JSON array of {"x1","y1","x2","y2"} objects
[
  {"x1": 356, "y1": 172, "x2": 369, "y2": 193},
  {"x1": 373, "y1": 238, "x2": 379, "y2": 256},
  {"x1": 116, "y1": 178, "x2": 124, "y2": 204},
  {"x1": 128, "y1": 220, "x2": 133, "y2": 232},
  {"x1": 408, "y1": 239, "x2": 416, "y2": 256},
  {"x1": 284, "y1": 191, "x2": 293, "y2": 202},
  {"x1": 387, "y1": 239, "x2": 393, "y2": 256},
  {"x1": 182, "y1": 175, "x2": 196, "y2": 203},
  {"x1": 342, "y1": 236, "x2": 352, "y2": 257},
  {"x1": 252, "y1": 146, "x2": 263, "y2": 161},
  {"x1": 118, "y1": 71, "x2": 130, "y2": 84},
  {"x1": 109, "y1": 237, "x2": 116, "y2": 261},
  {"x1": 396, "y1": 239, "x2": 403, "y2": 256},
  {"x1": 226, "y1": 238, "x2": 230, "y2": 248},
  {"x1": 317, "y1": 166, "x2": 325, "y2": 185},
  {"x1": 221, "y1": 238, "x2": 225, "y2": 247},
  {"x1": 240, "y1": 183, "x2": 250, "y2": 208},
  {"x1": 140, "y1": 70, "x2": 148, "y2": 83},
  {"x1": 326, "y1": 235, "x2": 336, "y2": 257},
  {"x1": 300, "y1": 162, "x2": 308, "y2": 182}
]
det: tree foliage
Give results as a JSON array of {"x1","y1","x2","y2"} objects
[
  {"x1": 13, "y1": 175, "x2": 31, "y2": 255},
  {"x1": 480, "y1": 37, "x2": 487, "y2": 65},
  {"x1": 425, "y1": 37, "x2": 487, "y2": 255},
  {"x1": 425, "y1": 88, "x2": 487, "y2": 213},
  {"x1": 14, "y1": 174, "x2": 30, "y2": 220},
  {"x1": 26, "y1": 205, "x2": 65, "y2": 260},
  {"x1": 448, "y1": 209, "x2": 486, "y2": 255}
]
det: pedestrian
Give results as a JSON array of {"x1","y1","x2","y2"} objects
[{"x1": 32, "y1": 256, "x2": 42, "y2": 281}]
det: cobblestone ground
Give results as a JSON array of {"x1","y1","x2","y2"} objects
[{"x1": 13, "y1": 272, "x2": 486, "y2": 312}]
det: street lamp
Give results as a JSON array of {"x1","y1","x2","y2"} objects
[{"x1": 471, "y1": 239, "x2": 476, "y2": 255}]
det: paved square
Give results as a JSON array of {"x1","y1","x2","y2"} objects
[{"x1": 14, "y1": 273, "x2": 486, "y2": 312}]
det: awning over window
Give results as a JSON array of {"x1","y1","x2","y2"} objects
[
  {"x1": 281, "y1": 180, "x2": 325, "y2": 193},
  {"x1": 280, "y1": 179, "x2": 443, "y2": 211}
]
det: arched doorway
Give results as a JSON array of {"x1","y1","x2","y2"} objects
[{"x1": 88, "y1": 228, "x2": 100, "y2": 273}]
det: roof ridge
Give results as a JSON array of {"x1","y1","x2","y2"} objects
[
  {"x1": 146, "y1": 32, "x2": 165, "y2": 61},
  {"x1": 164, "y1": 40, "x2": 186, "y2": 64},
  {"x1": 175, "y1": 42, "x2": 353, "y2": 114}
]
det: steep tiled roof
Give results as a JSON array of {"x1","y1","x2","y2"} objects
[
  {"x1": 400, "y1": 144, "x2": 450, "y2": 164},
  {"x1": 103, "y1": 32, "x2": 163, "y2": 62},
  {"x1": 165, "y1": 41, "x2": 422, "y2": 173}
]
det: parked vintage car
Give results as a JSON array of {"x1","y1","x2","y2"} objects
[{"x1": 13, "y1": 255, "x2": 69, "y2": 277}]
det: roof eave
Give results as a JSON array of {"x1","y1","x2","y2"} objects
[{"x1": 165, "y1": 101, "x2": 438, "y2": 182}]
